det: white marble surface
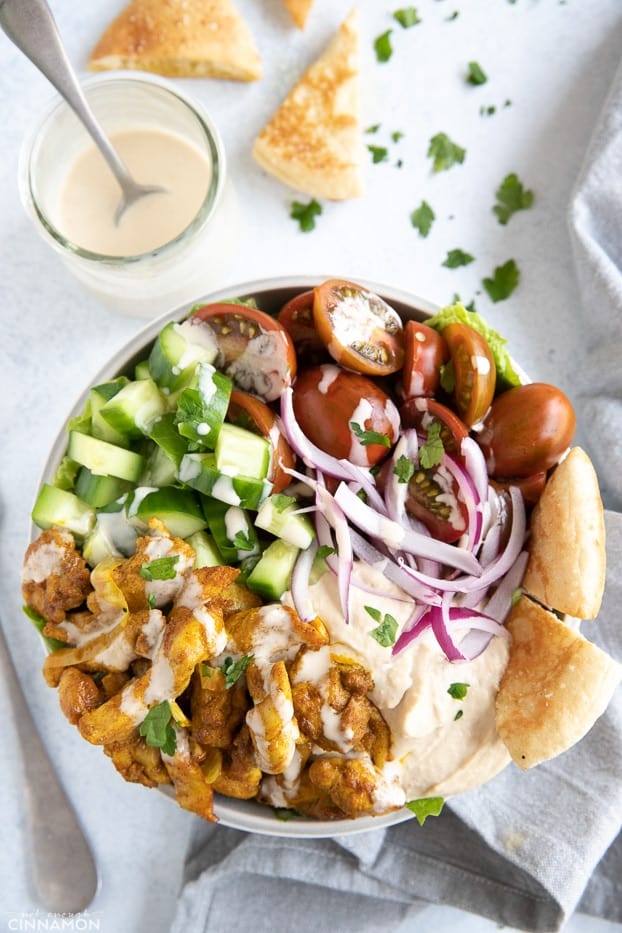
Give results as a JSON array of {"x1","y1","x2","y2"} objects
[{"x1": 1, "y1": 1, "x2": 621, "y2": 931}]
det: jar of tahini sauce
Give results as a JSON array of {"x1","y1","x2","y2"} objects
[{"x1": 19, "y1": 74, "x2": 237, "y2": 318}]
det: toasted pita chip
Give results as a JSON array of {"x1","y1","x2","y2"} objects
[
  {"x1": 283, "y1": 0, "x2": 314, "y2": 29},
  {"x1": 522, "y1": 447, "x2": 606, "y2": 619},
  {"x1": 88, "y1": 0, "x2": 262, "y2": 81},
  {"x1": 252, "y1": 7, "x2": 363, "y2": 200},
  {"x1": 496, "y1": 596, "x2": 621, "y2": 769}
]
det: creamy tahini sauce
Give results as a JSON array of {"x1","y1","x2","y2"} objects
[{"x1": 59, "y1": 129, "x2": 211, "y2": 256}]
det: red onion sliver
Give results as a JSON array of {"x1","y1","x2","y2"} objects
[
  {"x1": 349, "y1": 528, "x2": 441, "y2": 605},
  {"x1": 290, "y1": 541, "x2": 318, "y2": 621}
]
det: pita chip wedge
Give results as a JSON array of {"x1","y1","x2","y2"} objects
[
  {"x1": 496, "y1": 596, "x2": 621, "y2": 769},
  {"x1": 88, "y1": 0, "x2": 262, "y2": 81},
  {"x1": 283, "y1": 0, "x2": 314, "y2": 29},
  {"x1": 522, "y1": 447, "x2": 606, "y2": 620},
  {"x1": 252, "y1": 7, "x2": 363, "y2": 200}
]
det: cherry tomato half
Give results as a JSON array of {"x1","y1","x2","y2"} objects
[
  {"x1": 478, "y1": 383, "x2": 576, "y2": 477},
  {"x1": 399, "y1": 398, "x2": 468, "y2": 460},
  {"x1": 227, "y1": 390, "x2": 295, "y2": 493},
  {"x1": 277, "y1": 290, "x2": 326, "y2": 364},
  {"x1": 443, "y1": 322, "x2": 496, "y2": 427},
  {"x1": 401, "y1": 320, "x2": 449, "y2": 399},
  {"x1": 313, "y1": 279, "x2": 405, "y2": 377},
  {"x1": 191, "y1": 303, "x2": 297, "y2": 402},
  {"x1": 405, "y1": 461, "x2": 469, "y2": 544},
  {"x1": 292, "y1": 364, "x2": 400, "y2": 466}
]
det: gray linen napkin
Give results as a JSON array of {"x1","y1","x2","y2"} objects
[{"x1": 171, "y1": 60, "x2": 622, "y2": 933}]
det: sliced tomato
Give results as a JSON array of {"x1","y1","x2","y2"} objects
[
  {"x1": 313, "y1": 279, "x2": 405, "y2": 376},
  {"x1": 191, "y1": 303, "x2": 297, "y2": 402},
  {"x1": 401, "y1": 320, "x2": 449, "y2": 399},
  {"x1": 292, "y1": 364, "x2": 400, "y2": 467},
  {"x1": 277, "y1": 290, "x2": 326, "y2": 364},
  {"x1": 443, "y1": 322, "x2": 496, "y2": 427},
  {"x1": 227, "y1": 390, "x2": 295, "y2": 493},
  {"x1": 405, "y1": 461, "x2": 468, "y2": 544},
  {"x1": 399, "y1": 398, "x2": 468, "y2": 459}
]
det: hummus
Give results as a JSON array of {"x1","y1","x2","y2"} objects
[{"x1": 295, "y1": 560, "x2": 511, "y2": 800}]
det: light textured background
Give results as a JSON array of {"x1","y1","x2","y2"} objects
[{"x1": 1, "y1": 1, "x2": 621, "y2": 930}]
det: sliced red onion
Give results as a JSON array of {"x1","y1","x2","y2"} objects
[
  {"x1": 337, "y1": 459, "x2": 389, "y2": 515},
  {"x1": 434, "y1": 593, "x2": 466, "y2": 661},
  {"x1": 314, "y1": 484, "x2": 353, "y2": 623},
  {"x1": 483, "y1": 549, "x2": 529, "y2": 622},
  {"x1": 349, "y1": 528, "x2": 441, "y2": 605},
  {"x1": 442, "y1": 454, "x2": 483, "y2": 553},
  {"x1": 461, "y1": 436, "x2": 490, "y2": 509},
  {"x1": 290, "y1": 540, "x2": 318, "y2": 621},
  {"x1": 392, "y1": 606, "x2": 432, "y2": 654}
]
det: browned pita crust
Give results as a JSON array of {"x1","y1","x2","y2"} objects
[
  {"x1": 88, "y1": 0, "x2": 262, "y2": 81},
  {"x1": 283, "y1": 0, "x2": 314, "y2": 29},
  {"x1": 496, "y1": 596, "x2": 621, "y2": 769},
  {"x1": 522, "y1": 447, "x2": 606, "y2": 620},
  {"x1": 252, "y1": 7, "x2": 363, "y2": 200}
]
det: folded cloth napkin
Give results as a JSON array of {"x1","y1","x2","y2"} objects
[{"x1": 171, "y1": 59, "x2": 622, "y2": 933}]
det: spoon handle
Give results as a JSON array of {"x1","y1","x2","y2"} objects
[
  {"x1": 0, "y1": 616, "x2": 98, "y2": 913},
  {"x1": 0, "y1": 0, "x2": 134, "y2": 192}
]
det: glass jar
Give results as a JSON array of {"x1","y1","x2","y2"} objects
[{"x1": 18, "y1": 73, "x2": 237, "y2": 318}]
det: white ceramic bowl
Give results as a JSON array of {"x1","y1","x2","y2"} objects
[{"x1": 31, "y1": 275, "x2": 440, "y2": 838}]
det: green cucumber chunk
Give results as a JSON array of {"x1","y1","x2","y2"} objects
[
  {"x1": 134, "y1": 359, "x2": 151, "y2": 380},
  {"x1": 246, "y1": 539, "x2": 300, "y2": 600},
  {"x1": 185, "y1": 530, "x2": 223, "y2": 568},
  {"x1": 148, "y1": 320, "x2": 218, "y2": 392},
  {"x1": 203, "y1": 498, "x2": 260, "y2": 563},
  {"x1": 179, "y1": 453, "x2": 271, "y2": 510},
  {"x1": 147, "y1": 412, "x2": 188, "y2": 468},
  {"x1": 215, "y1": 423, "x2": 270, "y2": 480},
  {"x1": 130, "y1": 486, "x2": 208, "y2": 538},
  {"x1": 67, "y1": 431, "x2": 144, "y2": 482},
  {"x1": 90, "y1": 378, "x2": 131, "y2": 447},
  {"x1": 139, "y1": 441, "x2": 178, "y2": 487},
  {"x1": 75, "y1": 467, "x2": 130, "y2": 508},
  {"x1": 99, "y1": 378, "x2": 165, "y2": 438},
  {"x1": 31, "y1": 484, "x2": 95, "y2": 537},
  {"x1": 175, "y1": 363, "x2": 232, "y2": 448},
  {"x1": 255, "y1": 495, "x2": 315, "y2": 550}
]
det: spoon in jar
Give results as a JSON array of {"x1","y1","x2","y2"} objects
[{"x1": 0, "y1": 0, "x2": 166, "y2": 225}]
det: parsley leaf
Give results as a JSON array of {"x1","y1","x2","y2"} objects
[
  {"x1": 419, "y1": 421, "x2": 444, "y2": 469},
  {"x1": 365, "y1": 605, "x2": 383, "y2": 623},
  {"x1": 370, "y1": 614, "x2": 399, "y2": 647},
  {"x1": 482, "y1": 259, "x2": 520, "y2": 302},
  {"x1": 148, "y1": 592, "x2": 157, "y2": 609},
  {"x1": 316, "y1": 544, "x2": 337, "y2": 560},
  {"x1": 442, "y1": 248, "x2": 475, "y2": 269},
  {"x1": 350, "y1": 422, "x2": 391, "y2": 447},
  {"x1": 447, "y1": 10, "x2": 459, "y2": 20},
  {"x1": 139, "y1": 556, "x2": 180, "y2": 581},
  {"x1": 221, "y1": 654, "x2": 254, "y2": 689},
  {"x1": 392, "y1": 130, "x2": 404, "y2": 143},
  {"x1": 393, "y1": 454, "x2": 415, "y2": 484},
  {"x1": 406, "y1": 796, "x2": 445, "y2": 825},
  {"x1": 290, "y1": 199, "x2": 323, "y2": 233},
  {"x1": 410, "y1": 200, "x2": 435, "y2": 237},
  {"x1": 393, "y1": 7, "x2": 421, "y2": 27},
  {"x1": 493, "y1": 173, "x2": 534, "y2": 225},
  {"x1": 447, "y1": 682, "x2": 470, "y2": 700},
  {"x1": 365, "y1": 123, "x2": 381, "y2": 134},
  {"x1": 368, "y1": 145, "x2": 389, "y2": 164},
  {"x1": 232, "y1": 530, "x2": 255, "y2": 552},
  {"x1": 454, "y1": 709, "x2": 464, "y2": 720},
  {"x1": 427, "y1": 133, "x2": 466, "y2": 172},
  {"x1": 374, "y1": 30, "x2": 394, "y2": 63},
  {"x1": 467, "y1": 61, "x2": 488, "y2": 85},
  {"x1": 511, "y1": 587, "x2": 522, "y2": 607},
  {"x1": 139, "y1": 701, "x2": 177, "y2": 756}
]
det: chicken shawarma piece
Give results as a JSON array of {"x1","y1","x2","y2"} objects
[{"x1": 22, "y1": 528, "x2": 92, "y2": 625}]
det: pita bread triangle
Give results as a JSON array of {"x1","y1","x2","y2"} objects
[
  {"x1": 252, "y1": 7, "x2": 363, "y2": 200},
  {"x1": 88, "y1": 0, "x2": 262, "y2": 81},
  {"x1": 283, "y1": 0, "x2": 314, "y2": 29}
]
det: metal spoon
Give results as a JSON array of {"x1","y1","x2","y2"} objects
[
  {"x1": 0, "y1": 616, "x2": 99, "y2": 912},
  {"x1": 0, "y1": 0, "x2": 165, "y2": 224}
]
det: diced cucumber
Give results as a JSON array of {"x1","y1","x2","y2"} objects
[
  {"x1": 94, "y1": 504, "x2": 139, "y2": 557},
  {"x1": 246, "y1": 539, "x2": 300, "y2": 600},
  {"x1": 68, "y1": 431, "x2": 144, "y2": 482},
  {"x1": 179, "y1": 453, "x2": 272, "y2": 510},
  {"x1": 147, "y1": 412, "x2": 188, "y2": 468},
  {"x1": 148, "y1": 320, "x2": 218, "y2": 392},
  {"x1": 31, "y1": 484, "x2": 95, "y2": 537},
  {"x1": 185, "y1": 530, "x2": 223, "y2": 568},
  {"x1": 175, "y1": 363, "x2": 232, "y2": 448},
  {"x1": 82, "y1": 522, "x2": 118, "y2": 566},
  {"x1": 134, "y1": 359, "x2": 151, "y2": 380},
  {"x1": 99, "y1": 378, "x2": 165, "y2": 438},
  {"x1": 215, "y1": 423, "x2": 270, "y2": 480},
  {"x1": 139, "y1": 441, "x2": 178, "y2": 487},
  {"x1": 75, "y1": 467, "x2": 130, "y2": 508},
  {"x1": 203, "y1": 499, "x2": 260, "y2": 563},
  {"x1": 131, "y1": 486, "x2": 208, "y2": 538},
  {"x1": 90, "y1": 379, "x2": 131, "y2": 447},
  {"x1": 255, "y1": 495, "x2": 315, "y2": 550}
]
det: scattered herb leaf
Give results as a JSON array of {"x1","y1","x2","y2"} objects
[
  {"x1": 290, "y1": 199, "x2": 323, "y2": 233},
  {"x1": 139, "y1": 701, "x2": 177, "y2": 756},
  {"x1": 427, "y1": 133, "x2": 466, "y2": 172},
  {"x1": 392, "y1": 130, "x2": 405, "y2": 143},
  {"x1": 221, "y1": 654, "x2": 254, "y2": 689},
  {"x1": 350, "y1": 422, "x2": 391, "y2": 447},
  {"x1": 148, "y1": 592, "x2": 157, "y2": 609},
  {"x1": 448, "y1": 682, "x2": 470, "y2": 700},
  {"x1": 368, "y1": 144, "x2": 389, "y2": 164},
  {"x1": 366, "y1": 123, "x2": 381, "y2": 134},
  {"x1": 316, "y1": 544, "x2": 337, "y2": 560},
  {"x1": 454, "y1": 709, "x2": 464, "y2": 720},
  {"x1": 467, "y1": 61, "x2": 488, "y2": 85},
  {"x1": 139, "y1": 556, "x2": 180, "y2": 581},
  {"x1": 511, "y1": 587, "x2": 522, "y2": 607},
  {"x1": 232, "y1": 530, "x2": 255, "y2": 551},
  {"x1": 447, "y1": 10, "x2": 459, "y2": 19},
  {"x1": 410, "y1": 200, "x2": 435, "y2": 237},
  {"x1": 419, "y1": 421, "x2": 444, "y2": 469},
  {"x1": 365, "y1": 605, "x2": 383, "y2": 623},
  {"x1": 406, "y1": 796, "x2": 445, "y2": 825},
  {"x1": 393, "y1": 454, "x2": 415, "y2": 484},
  {"x1": 370, "y1": 614, "x2": 399, "y2": 647},
  {"x1": 393, "y1": 7, "x2": 421, "y2": 27},
  {"x1": 482, "y1": 259, "x2": 520, "y2": 302},
  {"x1": 493, "y1": 173, "x2": 534, "y2": 225},
  {"x1": 374, "y1": 30, "x2": 394, "y2": 62},
  {"x1": 442, "y1": 248, "x2": 475, "y2": 269}
]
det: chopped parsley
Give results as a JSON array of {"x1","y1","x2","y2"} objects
[
  {"x1": 316, "y1": 544, "x2": 337, "y2": 560},
  {"x1": 393, "y1": 454, "x2": 415, "y2": 484},
  {"x1": 454, "y1": 709, "x2": 464, "y2": 720},
  {"x1": 350, "y1": 422, "x2": 391, "y2": 447},
  {"x1": 368, "y1": 144, "x2": 389, "y2": 164},
  {"x1": 148, "y1": 592, "x2": 157, "y2": 610},
  {"x1": 290, "y1": 199, "x2": 322, "y2": 233},
  {"x1": 480, "y1": 104, "x2": 497, "y2": 117},
  {"x1": 374, "y1": 30, "x2": 394, "y2": 63},
  {"x1": 406, "y1": 796, "x2": 445, "y2": 825},
  {"x1": 392, "y1": 130, "x2": 404, "y2": 143},
  {"x1": 442, "y1": 248, "x2": 475, "y2": 269},
  {"x1": 365, "y1": 606, "x2": 399, "y2": 647},
  {"x1": 427, "y1": 133, "x2": 466, "y2": 172},
  {"x1": 393, "y1": 7, "x2": 421, "y2": 27},
  {"x1": 410, "y1": 200, "x2": 435, "y2": 237},
  {"x1": 221, "y1": 654, "x2": 254, "y2": 689},
  {"x1": 232, "y1": 530, "x2": 255, "y2": 551},
  {"x1": 467, "y1": 61, "x2": 488, "y2": 85},
  {"x1": 447, "y1": 682, "x2": 470, "y2": 700},
  {"x1": 271, "y1": 494, "x2": 296, "y2": 512},
  {"x1": 365, "y1": 123, "x2": 381, "y2": 134},
  {"x1": 139, "y1": 555, "x2": 180, "y2": 581},
  {"x1": 419, "y1": 421, "x2": 444, "y2": 469},
  {"x1": 511, "y1": 587, "x2": 522, "y2": 607},
  {"x1": 447, "y1": 10, "x2": 459, "y2": 20},
  {"x1": 493, "y1": 173, "x2": 534, "y2": 225},
  {"x1": 482, "y1": 259, "x2": 520, "y2": 302},
  {"x1": 139, "y1": 701, "x2": 177, "y2": 756}
]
